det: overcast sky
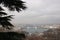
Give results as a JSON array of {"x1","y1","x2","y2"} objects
[{"x1": 9, "y1": 0, "x2": 60, "y2": 24}]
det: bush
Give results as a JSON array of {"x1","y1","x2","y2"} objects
[{"x1": 0, "y1": 32, "x2": 26, "y2": 40}]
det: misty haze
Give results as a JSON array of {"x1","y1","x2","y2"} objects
[{"x1": 0, "y1": 0, "x2": 60, "y2": 40}]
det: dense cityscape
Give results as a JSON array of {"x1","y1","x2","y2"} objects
[{"x1": 0, "y1": 24, "x2": 60, "y2": 40}]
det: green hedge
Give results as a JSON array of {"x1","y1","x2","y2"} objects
[{"x1": 0, "y1": 32, "x2": 26, "y2": 40}]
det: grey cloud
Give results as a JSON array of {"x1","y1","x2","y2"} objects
[{"x1": 11, "y1": 0, "x2": 60, "y2": 24}]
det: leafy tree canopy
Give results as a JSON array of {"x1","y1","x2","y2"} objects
[
  {"x1": 0, "y1": 0, "x2": 26, "y2": 12},
  {"x1": 0, "y1": 0, "x2": 26, "y2": 29}
]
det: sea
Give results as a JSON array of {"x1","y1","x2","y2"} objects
[{"x1": 14, "y1": 24, "x2": 49, "y2": 33}]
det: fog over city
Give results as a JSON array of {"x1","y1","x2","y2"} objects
[{"x1": 0, "y1": 0, "x2": 60, "y2": 40}]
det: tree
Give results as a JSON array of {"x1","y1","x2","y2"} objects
[
  {"x1": 0, "y1": 0, "x2": 26, "y2": 29},
  {"x1": 0, "y1": 0, "x2": 26, "y2": 12},
  {"x1": 0, "y1": 0, "x2": 27, "y2": 40},
  {"x1": 0, "y1": 32, "x2": 26, "y2": 40}
]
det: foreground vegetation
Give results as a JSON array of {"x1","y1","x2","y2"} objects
[{"x1": 0, "y1": 32, "x2": 26, "y2": 40}]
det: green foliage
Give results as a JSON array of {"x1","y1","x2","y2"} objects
[
  {"x1": 0, "y1": 32, "x2": 26, "y2": 40},
  {"x1": 0, "y1": 0, "x2": 26, "y2": 12},
  {"x1": 0, "y1": 7, "x2": 4, "y2": 11}
]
